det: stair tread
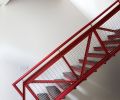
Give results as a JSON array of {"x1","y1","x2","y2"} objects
[
  {"x1": 37, "y1": 93, "x2": 50, "y2": 100},
  {"x1": 55, "y1": 79, "x2": 71, "y2": 90},
  {"x1": 104, "y1": 39, "x2": 120, "y2": 44},
  {"x1": 88, "y1": 53, "x2": 105, "y2": 58},
  {"x1": 46, "y1": 86, "x2": 61, "y2": 100},
  {"x1": 79, "y1": 59, "x2": 97, "y2": 66},
  {"x1": 114, "y1": 29, "x2": 120, "y2": 34},
  {"x1": 71, "y1": 65, "x2": 90, "y2": 72},
  {"x1": 94, "y1": 46, "x2": 117, "y2": 48},
  {"x1": 63, "y1": 72, "x2": 78, "y2": 80},
  {"x1": 108, "y1": 34, "x2": 120, "y2": 40},
  {"x1": 94, "y1": 46, "x2": 117, "y2": 51}
]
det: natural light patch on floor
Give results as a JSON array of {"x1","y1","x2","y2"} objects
[
  {"x1": 77, "y1": 86, "x2": 89, "y2": 96},
  {"x1": 0, "y1": 0, "x2": 10, "y2": 5}
]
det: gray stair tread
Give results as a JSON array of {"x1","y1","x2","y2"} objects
[
  {"x1": 55, "y1": 79, "x2": 71, "y2": 90},
  {"x1": 88, "y1": 53, "x2": 105, "y2": 58},
  {"x1": 104, "y1": 39, "x2": 120, "y2": 44},
  {"x1": 79, "y1": 59, "x2": 97, "y2": 66},
  {"x1": 37, "y1": 93, "x2": 50, "y2": 100},
  {"x1": 108, "y1": 34, "x2": 120, "y2": 39},
  {"x1": 46, "y1": 86, "x2": 61, "y2": 100},
  {"x1": 63, "y1": 72, "x2": 78, "y2": 80},
  {"x1": 114, "y1": 29, "x2": 120, "y2": 34},
  {"x1": 71, "y1": 65, "x2": 90, "y2": 72},
  {"x1": 94, "y1": 46, "x2": 117, "y2": 51}
]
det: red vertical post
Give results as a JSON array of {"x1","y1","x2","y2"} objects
[
  {"x1": 23, "y1": 83, "x2": 26, "y2": 100},
  {"x1": 81, "y1": 32, "x2": 92, "y2": 76}
]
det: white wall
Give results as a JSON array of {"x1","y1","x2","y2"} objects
[
  {"x1": 70, "y1": 0, "x2": 115, "y2": 20},
  {"x1": 0, "y1": 0, "x2": 88, "y2": 100}
]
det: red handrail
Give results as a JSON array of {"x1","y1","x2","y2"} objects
[{"x1": 13, "y1": 0, "x2": 118, "y2": 84}]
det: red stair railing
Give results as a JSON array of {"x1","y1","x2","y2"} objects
[{"x1": 13, "y1": 1, "x2": 120, "y2": 100}]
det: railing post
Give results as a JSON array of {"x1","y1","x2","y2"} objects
[
  {"x1": 23, "y1": 83, "x2": 26, "y2": 100},
  {"x1": 94, "y1": 30, "x2": 109, "y2": 54},
  {"x1": 81, "y1": 32, "x2": 92, "y2": 76}
]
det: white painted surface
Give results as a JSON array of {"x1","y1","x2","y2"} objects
[
  {"x1": 0, "y1": 0, "x2": 10, "y2": 5},
  {"x1": 70, "y1": 0, "x2": 115, "y2": 20}
]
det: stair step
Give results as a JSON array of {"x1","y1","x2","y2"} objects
[
  {"x1": 94, "y1": 46, "x2": 117, "y2": 51},
  {"x1": 46, "y1": 86, "x2": 61, "y2": 100},
  {"x1": 103, "y1": 39, "x2": 120, "y2": 45},
  {"x1": 108, "y1": 34, "x2": 120, "y2": 40},
  {"x1": 79, "y1": 59, "x2": 97, "y2": 66},
  {"x1": 88, "y1": 53, "x2": 105, "y2": 58},
  {"x1": 63, "y1": 72, "x2": 78, "y2": 80},
  {"x1": 55, "y1": 79, "x2": 71, "y2": 90},
  {"x1": 37, "y1": 93, "x2": 50, "y2": 100},
  {"x1": 71, "y1": 65, "x2": 90, "y2": 73},
  {"x1": 114, "y1": 29, "x2": 120, "y2": 34}
]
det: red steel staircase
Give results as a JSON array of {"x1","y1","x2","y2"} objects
[{"x1": 13, "y1": 1, "x2": 120, "y2": 100}]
